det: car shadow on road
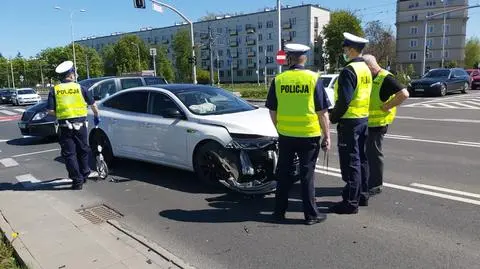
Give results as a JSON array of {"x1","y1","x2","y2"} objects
[
  {"x1": 7, "y1": 136, "x2": 57, "y2": 146},
  {"x1": 0, "y1": 178, "x2": 75, "y2": 191},
  {"x1": 159, "y1": 185, "x2": 342, "y2": 225}
]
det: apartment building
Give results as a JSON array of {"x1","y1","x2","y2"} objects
[
  {"x1": 396, "y1": 0, "x2": 468, "y2": 75},
  {"x1": 77, "y1": 4, "x2": 330, "y2": 82}
]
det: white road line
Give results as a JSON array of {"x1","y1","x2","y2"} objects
[
  {"x1": 12, "y1": 148, "x2": 60, "y2": 158},
  {"x1": 463, "y1": 100, "x2": 480, "y2": 106},
  {"x1": 0, "y1": 139, "x2": 8, "y2": 143},
  {"x1": 313, "y1": 166, "x2": 480, "y2": 206},
  {"x1": 457, "y1": 141, "x2": 480, "y2": 146},
  {"x1": 316, "y1": 165, "x2": 341, "y2": 173},
  {"x1": 0, "y1": 158, "x2": 19, "y2": 167},
  {"x1": 387, "y1": 136, "x2": 480, "y2": 148},
  {"x1": 0, "y1": 110, "x2": 17, "y2": 116},
  {"x1": 435, "y1": 103, "x2": 456, "y2": 108},
  {"x1": 385, "y1": 134, "x2": 413, "y2": 139},
  {"x1": 450, "y1": 102, "x2": 478, "y2": 109},
  {"x1": 13, "y1": 108, "x2": 25, "y2": 113},
  {"x1": 395, "y1": 116, "x2": 480, "y2": 123},
  {"x1": 410, "y1": 183, "x2": 480, "y2": 199},
  {"x1": 15, "y1": 174, "x2": 41, "y2": 187}
]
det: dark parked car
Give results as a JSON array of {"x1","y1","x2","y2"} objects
[
  {"x1": 466, "y1": 69, "x2": 480, "y2": 89},
  {"x1": 0, "y1": 88, "x2": 15, "y2": 104},
  {"x1": 17, "y1": 76, "x2": 168, "y2": 137},
  {"x1": 408, "y1": 68, "x2": 471, "y2": 96}
]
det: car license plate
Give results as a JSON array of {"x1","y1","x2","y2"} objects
[
  {"x1": 416, "y1": 88, "x2": 425, "y2": 92},
  {"x1": 18, "y1": 123, "x2": 26, "y2": 129}
]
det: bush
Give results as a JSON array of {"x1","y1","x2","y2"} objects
[{"x1": 239, "y1": 89, "x2": 268, "y2": 99}]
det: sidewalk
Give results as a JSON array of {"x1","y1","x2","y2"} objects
[{"x1": 0, "y1": 190, "x2": 194, "y2": 269}]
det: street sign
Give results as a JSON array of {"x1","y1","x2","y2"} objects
[
  {"x1": 150, "y1": 48, "x2": 157, "y2": 56},
  {"x1": 276, "y1": 50, "x2": 286, "y2": 65},
  {"x1": 19, "y1": 75, "x2": 24, "y2": 82}
]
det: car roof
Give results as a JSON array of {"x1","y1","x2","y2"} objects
[{"x1": 148, "y1": 84, "x2": 225, "y2": 94}]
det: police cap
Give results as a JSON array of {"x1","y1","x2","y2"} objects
[
  {"x1": 342, "y1": 32, "x2": 369, "y2": 50},
  {"x1": 284, "y1": 43, "x2": 310, "y2": 56},
  {"x1": 55, "y1": 60, "x2": 75, "y2": 75}
]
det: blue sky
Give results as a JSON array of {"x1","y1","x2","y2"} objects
[{"x1": 2, "y1": 0, "x2": 480, "y2": 58}]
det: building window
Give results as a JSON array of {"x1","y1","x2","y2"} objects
[
  {"x1": 410, "y1": 27, "x2": 418, "y2": 35},
  {"x1": 443, "y1": 37, "x2": 450, "y2": 46},
  {"x1": 237, "y1": 70, "x2": 243, "y2": 77},
  {"x1": 218, "y1": 50, "x2": 223, "y2": 56},
  {"x1": 291, "y1": 31, "x2": 296, "y2": 38},
  {"x1": 246, "y1": 70, "x2": 253, "y2": 76},
  {"x1": 426, "y1": 51, "x2": 434, "y2": 59},
  {"x1": 444, "y1": 50, "x2": 449, "y2": 58},
  {"x1": 290, "y1": 18, "x2": 296, "y2": 25},
  {"x1": 314, "y1": 29, "x2": 318, "y2": 37},
  {"x1": 258, "y1": 22, "x2": 263, "y2": 29},
  {"x1": 227, "y1": 70, "x2": 231, "y2": 76},
  {"x1": 267, "y1": 45, "x2": 274, "y2": 52},
  {"x1": 410, "y1": 52, "x2": 417, "y2": 60},
  {"x1": 259, "y1": 46, "x2": 264, "y2": 52},
  {"x1": 427, "y1": 38, "x2": 434, "y2": 47},
  {"x1": 266, "y1": 21, "x2": 274, "y2": 28},
  {"x1": 268, "y1": 33, "x2": 273, "y2": 40},
  {"x1": 220, "y1": 71, "x2": 224, "y2": 77},
  {"x1": 258, "y1": 34, "x2": 263, "y2": 41},
  {"x1": 426, "y1": 1, "x2": 437, "y2": 7},
  {"x1": 267, "y1": 68, "x2": 275, "y2": 75},
  {"x1": 410, "y1": 40, "x2": 418, "y2": 47},
  {"x1": 444, "y1": 24, "x2": 450, "y2": 33},
  {"x1": 219, "y1": 60, "x2": 224, "y2": 68},
  {"x1": 411, "y1": 15, "x2": 418, "y2": 22},
  {"x1": 428, "y1": 25, "x2": 435, "y2": 33},
  {"x1": 217, "y1": 28, "x2": 223, "y2": 33}
]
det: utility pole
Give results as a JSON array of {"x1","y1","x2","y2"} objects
[
  {"x1": 441, "y1": 0, "x2": 446, "y2": 68},
  {"x1": 264, "y1": 49, "x2": 267, "y2": 89},
  {"x1": 256, "y1": 30, "x2": 260, "y2": 86},
  {"x1": 85, "y1": 53, "x2": 90, "y2": 79},
  {"x1": 277, "y1": 0, "x2": 282, "y2": 74},
  {"x1": 10, "y1": 60, "x2": 15, "y2": 88},
  {"x1": 6, "y1": 65, "x2": 11, "y2": 88},
  {"x1": 208, "y1": 26, "x2": 214, "y2": 85},
  {"x1": 216, "y1": 50, "x2": 220, "y2": 86},
  {"x1": 40, "y1": 63, "x2": 45, "y2": 87},
  {"x1": 231, "y1": 59, "x2": 234, "y2": 87}
]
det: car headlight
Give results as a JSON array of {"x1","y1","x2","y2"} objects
[
  {"x1": 32, "y1": 111, "x2": 48, "y2": 121},
  {"x1": 227, "y1": 133, "x2": 277, "y2": 150},
  {"x1": 430, "y1": 82, "x2": 442, "y2": 87}
]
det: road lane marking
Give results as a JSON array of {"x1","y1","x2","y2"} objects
[
  {"x1": 0, "y1": 158, "x2": 19, "y2": 167},
  {"x1": 13, "y1": 108, "x2": 25, "y2": 113},
  {"x1": 436, "y1": 103, "x2": 456, "y2": 108},
  {"x1": 0, "y1": 110, "x2": 17, "y2": 116},
  {"x1": 15, "y1": 174, "x2": 41, "y2": 188},
  {"x1": 410, "y1": 183, "x2": 480, "y2": 199},
  {"x1": 450, "y1": 102, "x2": 478, "y2": 109},
  {"x1": 385, "y1": 134, "x2": 413, "y2": 139},
  {"x1": 457, "y1": 141, "x2": 480, "y2": 146},
  {"x1": 0, "y1": 139, "x2": 8, "y2": 143},
  {"x1": 314, "y1": 166, "x2": 480, "y2": 206},
  {"x1": 395, "y1": 116, "x2": 480, "y2": 123},
  {"x1": 11, "y1": 148, "x2": 60, "y2": 158}
]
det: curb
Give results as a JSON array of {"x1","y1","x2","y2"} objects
[
  {"x1": 107, "y1": 220, "x2": 197, "y2": 269},
  {"x1": 0, "y1": 210, "x2": 42, "y2": 269}
]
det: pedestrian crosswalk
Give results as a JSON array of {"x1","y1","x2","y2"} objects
[
  {"x1": 403, "y1": 94, "x2": 480, "y2": 109},
  {"x1": 0, "y1": 107, "x2": 24, "y2": 122}
]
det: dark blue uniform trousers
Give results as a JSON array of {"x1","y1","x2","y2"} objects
[
  {"x1": 58, "y1": 125, "x2": 91, "y2": 185},
  {"x1": 274, "y1": 135, "x2": 321, "y2": 220},
  {"x1": 337, "y1": 119, "x2": 369, "y2": 208}
]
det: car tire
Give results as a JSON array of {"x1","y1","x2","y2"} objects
[
  {"x1": 438, "y1": 84, "x2": 447, "y2": 97},
  {"x1": 193, "y1": 141, "x2": 239, "y2": 189},
  {"x1": 461, "y1": 82, "x2": 469, "y2": 94},
  {"x1": 90, "y1": 130, "x2": 115, "y2": 166}
]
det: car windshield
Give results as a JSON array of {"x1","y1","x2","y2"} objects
[
  {"x1": 18, "y1": 89, "x2": 36, "y2": 95},
  {"x1": 424, "y1": 70, "x2": 450, "y2": 78},
  {"x1": 173, "y1": 87, "x2": 256, "y2": 115},
  {"x1": 321, "y1": 77, "x2": 333, "y2": 88},
  {"x1": 79, "y1": 78, "x2": 108, "y2": 90}
]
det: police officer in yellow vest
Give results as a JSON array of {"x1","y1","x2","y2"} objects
[
  {"x1": 47, "y1": 61, "x2": 100, "y2": 190},
  {"x1": 266, "y1": 43, "x2": 331, "y2": 225},
  {"x1": 362, "y1": 54, "x2": 409, "y2": 196},
  {"x1": 329, "y1": 33, "x2": 372, "y2": 214}
]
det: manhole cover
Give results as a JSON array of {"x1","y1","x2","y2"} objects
[{"x1": 76, "y1": 204, "x2": 123, "y2": 224}]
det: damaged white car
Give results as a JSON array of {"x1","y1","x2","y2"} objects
[{"x1": 88, "y1": 84, "x2": 293, "y2": 194}]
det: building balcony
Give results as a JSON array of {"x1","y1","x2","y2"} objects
[
  {"x1": 246, "y1": 39, "x2": 256, "y2": 46},
  {"x1": 282, "y1": 22, "x2": 292, "y2": 29},
  {"x1": 232, "y1": 64, "x2": 239, "y2": 69},
  {"x1": 230, "y1": 51, "x2": 239, "y2": 58},
  {"x1": 230, "y1": 40, "x2": 239, "y2": 47},
  {"x1": 162, "y1": 39, "x2": 169, "y2": 44},
  {"x1": 201, "y1": 55, "x2": 210, "y2": 60},
  {"x1": 246, "y1": 25, "x2": 256, "y2": 33},
  {"x1": 247, "y1": 62, "x2": 256, "y2": 68},
  {"x1": 314, "y1": 22, "x2": 319, "y2": 29},
  {"x1": 200, "y1": 33, "x2": 209, "y2": 40},
  {"x1": 247, "y1": 51, "x2": 256, "y2": 57},
  {"x1": 230, "y1": 29, "x2": 238, "y2": 36}
]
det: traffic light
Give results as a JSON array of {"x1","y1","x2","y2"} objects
[
  {"x1": 133, "y1": 0, "x2": 146, "y2": 8},
  {"x1": 425, "y1": 45, "x2": 431, "y2": 56},
  {"x1": 281, "y1": 39, "x2": 286, "y2": 50}
]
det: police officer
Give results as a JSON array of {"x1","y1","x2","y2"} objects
[
  {"x1": 329, "y1": 33, "x2": 372, "y2": 214},
  {"x1": 47, "y1": 61, "x2": 100, "y2": 190},
  {"x1": 362, "y1": 54, "x2": 409, "y2": 196},
  {"x1": 266, "y1": 43, "x2": 331, "y2": 225}
]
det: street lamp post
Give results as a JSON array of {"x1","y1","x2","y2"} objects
[
  {"x1": 9, "y1": 60, "x2": 15, "y2": 88},
  {"x1": 55, "y1": 6, "x2": 86, "y2": 82},
  {"x1": 130, "y1": 42, "x2": 141, "y2": 71},
  {"x1": 441, "y1": 0, "x2": 447, "y2": 68},
  {"x1": 150, "y1": 0, "x2": 197, "y2": 84},
  {"x1": 277, "y1": 0, "x2": 282, "y2": 74}
]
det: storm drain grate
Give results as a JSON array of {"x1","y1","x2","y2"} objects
[{"x1": 76, "y1": 204, "x2": 123, "y2": 224}]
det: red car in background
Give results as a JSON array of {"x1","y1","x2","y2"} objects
[{"x1": 466, "y1": 69, "x2": 480, "y2": 89}]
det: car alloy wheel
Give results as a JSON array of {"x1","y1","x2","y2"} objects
[
  {"x1": 462, "y1": 82, "x2": 469, "y2": 94},
  {"x1": 439, "y1": 84, "x2": 447, "y2": 96}
]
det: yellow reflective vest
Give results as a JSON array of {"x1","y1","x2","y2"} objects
[
  {"x1": 334, "y1": 61, "x2": 372, "y2": 119},
  {"x1": 275, "y1": 69, "x2": 322, "y2": 137},
  {"x1": 54, "y1": 82, "x2": 88, "y2": 120},
  {"x1": 368, "y1": 69, "x2": 397, "y2": 127}
]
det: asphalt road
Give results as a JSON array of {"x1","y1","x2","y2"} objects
[{"x1": 1, "y1": 91, "x2": 480, "y2": 269}]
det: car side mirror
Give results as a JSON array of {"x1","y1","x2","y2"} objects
[{"x1": 163, "y1": 108, "x2": 183, "y2": 119}]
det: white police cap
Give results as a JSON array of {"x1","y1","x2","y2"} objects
[
  {"x1": 55, "y1": 60, "x2": 75, "y2": 74},
  {"x1": 342, "y1": 32, "x2": 369, "y2": 49},
  {"x1": 284, "y1": 43, "x2": 310, "y2": 55}
]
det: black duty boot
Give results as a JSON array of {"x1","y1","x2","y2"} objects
[{"x1": 329, "y1": 202, "x2": 358, "y2": 214}]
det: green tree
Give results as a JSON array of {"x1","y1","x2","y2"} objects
[
  {"x1": 101, "y1": 44, "x2": 117, "y2": 76},
  {"x1": 322, "y1": 10, "x2": 363, "y2": 72},
  {"x1": 172, "y1": 29, "x2": 193, "y2": 82},
  {"x1": 445, "y1": 60, "x2": 458, "y2": 68},
  {"x1": 152, "y1": 45, "x2": 175, "y2": 82},
  {"x1": 37, "y1": 46, "x2": 70, "y2": 83},
  {"x1": 363, "y1": 20, "x2": 396, "y2": 68},
  {"x1": 113, "y1": 35, "x2": 150, "y2": 75},
  {"x1": 64, "y1": 44, "x2": 103, "y2": 80},
  {"x1": 465, "y1": 37, "x2": 480, "y2": 68}
]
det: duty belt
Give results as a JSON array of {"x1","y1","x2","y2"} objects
[{"x1": 57, "y1": 120, "x2": 88, "y2": 130}]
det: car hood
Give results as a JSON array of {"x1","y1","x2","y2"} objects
[
  {"x1": 18, "y1": 94, "x2": 40, "y2": 98},
  {"x1": 412, "y1": 77, "x2": 448, "y2": 84},
  {"x1": 26, "y1": 101, "x2": 47, "y2": 112},
  {"x1": 195, "y1": 108, "x2": 278, "y2": 137}
]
